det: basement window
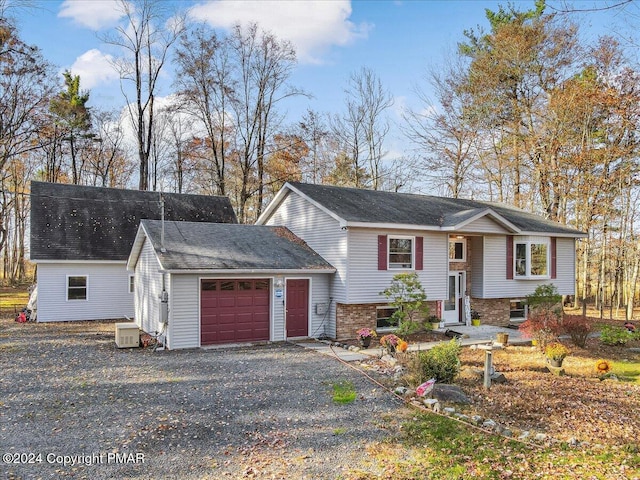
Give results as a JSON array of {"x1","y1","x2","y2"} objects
[
  {"x1": 376, "y1": 306, "x2": 399, "y2": 330},
  {"x1": 510, "y1": 300, "x2": 527, "y2": 321}
]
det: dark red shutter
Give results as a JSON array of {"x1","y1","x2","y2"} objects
[
  {"x1": 506, "y1": 235, "x2": 514, "y2": 280},
  {"x1": 415, "y1": 236, "x2": 423, "y2": 270},
  {"x1": 378, "y1": 235, "x2": 387, "y2": 270},
  {"x1": 550, "y1": 237, "x2": 557, "y2": 279}
]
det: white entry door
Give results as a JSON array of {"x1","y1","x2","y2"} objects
[{"x1": 443, "y1": 271, "x2": 465, "y2": 325}]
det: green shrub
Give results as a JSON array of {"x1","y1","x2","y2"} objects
[
  {"x1": 526, "y1": 283, "x2": 563, "y2": 314},
  {"x1": 406, "y1": 339, "x2": 462, "y2": 384},
  {"x1": 380, "y1": 272, "x2": 430, "y2": 335},
  {"x1": 600, "y1": 325, "x2": 632, "y2": 346}
]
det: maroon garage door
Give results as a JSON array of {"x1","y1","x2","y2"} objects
[{"x1": 201, "y1": 279, "x2": 270, "y2": 345}]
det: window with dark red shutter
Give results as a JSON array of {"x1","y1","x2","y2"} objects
[
  {"x1": 550, "y1": 237, "x2": 557, "y2": 279},
  {"x1": 378, "y1": 235, "x2": 387, "y2": 270},
  {"x1": 415, "y1": 236, "x2": 423, "y2": 270},
  {"x1": 506, "y1": 235, "x2": 514, "y2": 280}
]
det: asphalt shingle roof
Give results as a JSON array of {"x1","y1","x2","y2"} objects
[
  {"x1": 139, "y1": 220, "x2": 334, "y2": 271},
  {"x1": 30, "y1": 181, "x2": 237, "y2": 261},
  {"x1": 288, "y1": 182, "x2": 584, "y2": 236}
]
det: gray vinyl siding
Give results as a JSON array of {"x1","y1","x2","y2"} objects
[
  {"x1": 36, "y1": 262, "x2": 133, "y2": 322},
  {"x1": 310, "y1": 274, "x2": 332, "y2": 338},
  {"x1": 462, "y1": 216, "x2": 510, "y2": 234},
  {"x1": 272, "y1": 277, "x2": 284, "y2": 342},
  {"x1": 263, "y1": 191, "x2": 345, "y2": 335},
  {"x1": 346, "y1": 228, "x2": 448, "y2": 303},
  {"x1": 168, "y1": 275, "x2": 199, "y2": 350},
  {"x1": 481, "y1": 235, "x2": 575, "y2": 298},
  {"x1": 134, "y1": 239, "x2": 163, "y2": 336},
  {"x1": 470, "y1": 236, "x2": 484, "y2": 297},
  {"x1": 282, "y1": 274, "x2": 332, "y2": 339}
]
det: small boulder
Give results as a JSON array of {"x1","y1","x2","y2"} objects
[
  {"x1": 432, "y1": 384, "x2": 470, "y2": 404},
  {"x1": 490, "y1": 372, "x2": 507, "y2": 384},
  {"x1": 420, "y1": 399, "x2": 442, "y2": 413},
  {"x1": 394, "y1": 386, "x2": 408, "y2": 396},
  {"x1": 482, "y1": 419, "x2": 497, "y2": 430}
]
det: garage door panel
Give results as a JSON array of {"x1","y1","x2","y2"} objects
[{"x1": 201, "y1": 279, "x2": 270, "y2": 345}]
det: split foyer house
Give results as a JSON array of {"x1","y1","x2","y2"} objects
[
  {"x1": 29, "y1": 181, "x2": 236, "y2": 322},
  {"x1": 257, "y1": 182, "x2": 587, "y2": 340},
  {"x1": 31, "y1": 180, "x2": 586, "y2": 349}
]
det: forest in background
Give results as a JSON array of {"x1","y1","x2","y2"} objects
[{"x1": 1, "y1": 0, "x2": 640, "y2": 319}]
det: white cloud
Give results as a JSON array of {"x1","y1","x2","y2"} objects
[
  {"x1": 69, "y1": 49, "x2": 119, "y2": 89},
  {"x1": 59, "y1": 0, "x2": 127, "y2": 30},
  {"x1": 188, "y1": 0, "x2": 371, "y2": 64}
]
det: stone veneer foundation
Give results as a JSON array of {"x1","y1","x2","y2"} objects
[
  {"x1": 335, "y1": 301, "x2": 439, "y2": 341},
  {"x1": 470, "y1": 298, "x2": 511, "y2": 327}
]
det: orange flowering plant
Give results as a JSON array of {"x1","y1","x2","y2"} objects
[{"x1": 595, "y1": 359, "x2": 612, "y2": 374}]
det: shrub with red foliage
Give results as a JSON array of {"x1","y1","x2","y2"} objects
[
  {"x1": 518, "y1": 309, "x2": 563, "y2": 350},
  {"x1": 562, "y1": 314, "x2": 592, "y2": 348}
]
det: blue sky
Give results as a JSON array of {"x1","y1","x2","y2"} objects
[{"x1": 11, "y1": 0, "x2": 631, "y2": 164}]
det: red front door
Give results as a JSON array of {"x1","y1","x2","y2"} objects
[{"x1": 286, "y1": 279, "x2": 309, "y2": 338}]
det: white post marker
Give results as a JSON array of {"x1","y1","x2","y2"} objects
[{"x1": 478, "y1": 344, "x2": 502, "y2": 389}]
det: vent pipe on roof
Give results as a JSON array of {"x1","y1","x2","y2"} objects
[{"x1": 160, "y1": 193, "x2": 166, "y2": 253}]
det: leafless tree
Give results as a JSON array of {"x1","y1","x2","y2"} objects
[
  {"x1": 102, "y1": 0, "x2": 184, "y2": 191},
  {"x1": 332, "y1": 67, "x2": 393, "y2": 189},
  {"x1": 174, "y1": 25, "x2": 233, "y2": 196}
]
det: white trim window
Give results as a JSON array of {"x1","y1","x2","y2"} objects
[
  {"x1": 515, "y1": 240, "x2": 549, "y2": 278},
  {"x1": 67, "y1": 275, "x2": 88, "y2": 301},
  {"x1": 388, "y1": 236, "x2": 414, "y2": 269},
  {"x1": 449, "y1": 238, "x2": 466, "y2": 262},
  {"x1": 510, "y1": 300, "x2": 528, "y2": 320}
]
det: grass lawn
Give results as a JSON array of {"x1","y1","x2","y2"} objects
[
  {"x1": 347, "y1": 413, "x2": 639, "y2": 479},
  {"x1": 612, "y1": 360, "x2": 640, "y2": 383},
  {"x1": 346, "y1": 318, "x2": 640, "y2": 479},
  {"x1": 0, "y1": 286, "x2": 29, "y2": 306}
]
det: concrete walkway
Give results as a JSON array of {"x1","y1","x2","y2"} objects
[{"x1": 297, "y1": 324, "x2": 529, "y2": 362}]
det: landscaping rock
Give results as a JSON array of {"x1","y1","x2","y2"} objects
[
  {"x1": 394, "y1": 386, "x2": 408, "y2": 396},
  {"x1": 534, "y1": 433, "x2": 547, "y2": 442},
  {"x1": 503, "y1": 428, "x2": 513, "y2": 438},
  {"x1": 444, "y1": 407, "x2": 456, "y2": 415},
  {"x1": 482, "y1": 419, "x2": 497, "y2": 430},
  {"x1": 490, "y1": 372, "x2": 507, "y2": 384},
  {"x1": 470, "y1": 415, "x2": 484, "y2": 426},
  {"x1": 432, "y1": 384, "x2": 471, "y2": 404},
  {"x1": 422, "y1": 398, "x2": 441, "y2": 412},
  {"x1": 519, "y1": 431, "x2": 531, "y2": 440},
  {"x1": 454, "y1": 413, "x2": 470, "y2": 422},
  {"x1": 381, "y1": 354, "x2": 397, "y2": 366}
]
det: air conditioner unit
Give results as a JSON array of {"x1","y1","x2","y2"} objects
[{"x1": 115, "y1": 323, "x2": 140, "y2": 348}]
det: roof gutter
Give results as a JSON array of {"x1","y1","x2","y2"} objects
[{"x1": 158, "y1": 268, "x2": 337, "y2": 275}]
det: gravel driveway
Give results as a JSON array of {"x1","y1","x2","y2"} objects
[{"x1": 0, "y1": 319, "x2": 404, "y2": 479}]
